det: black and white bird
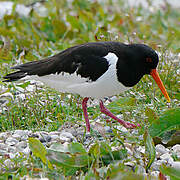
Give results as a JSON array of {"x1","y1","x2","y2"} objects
[{"x1": 3, "y1": 42, "x2": 170, "y2": 132}]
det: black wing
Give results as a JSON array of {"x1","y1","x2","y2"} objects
[{"x1": 3, "y1": 42, "x2": 118, "y2": 82}]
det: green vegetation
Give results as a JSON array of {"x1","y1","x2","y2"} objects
[{"x1": 0, "y1": 0, "x2": 179, "y2": 179}]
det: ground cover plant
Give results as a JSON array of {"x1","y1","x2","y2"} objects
[{"x1": 0, "y1": 0, "x2": 179, "y2": 179}]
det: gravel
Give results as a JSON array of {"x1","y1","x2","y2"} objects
[
  {"x1": 0, "y1": 127, "x2": 179, "y2": 178},
  {"x1": 0, "y1": 80, "x2": 179, "y2": 179}
]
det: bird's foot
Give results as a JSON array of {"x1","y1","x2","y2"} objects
[
  {"x1": 100, "y1": 100, "x2": 140, "y2": 129},
  {"x1": 123, "y1": 122, "x2": 140, "y2": 129}
]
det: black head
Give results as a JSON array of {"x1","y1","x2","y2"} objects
[
  {"x1": 128, "y1": 44, "x2": 159, "y2": 74},
  {"x1": 116, "y1": 43, "x2": 159, "y2": 87}
]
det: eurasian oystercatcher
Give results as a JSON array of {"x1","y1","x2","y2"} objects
[{"x1": 3, "y1": 42, "x2": 170, "y2": 132}]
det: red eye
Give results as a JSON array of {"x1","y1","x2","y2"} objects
[{"x1": 146, "y1": 57, "x2": 152, "y2": 63}]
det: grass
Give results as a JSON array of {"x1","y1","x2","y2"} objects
[{"x1": 0, "y1": 0, "x2": 180, "y2": 179}]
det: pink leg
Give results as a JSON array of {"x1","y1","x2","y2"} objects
[
  {"x1": 82, "y1": 97, "x2": 90, "y2": 132},
  {"x1": 99, "y1": 100, "x2": 139, "y2": 128}
]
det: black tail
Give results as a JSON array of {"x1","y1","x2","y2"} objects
[
  {"x1": 3, "y1": 54, "x2": 62, "y2": 82},
  {"x1": 3, "y1": 71, "x2": 27, "y2": 82}
]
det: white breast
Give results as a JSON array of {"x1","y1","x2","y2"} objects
[{"x1": 31, "y1": 53, "x2": 130, "y2": 99}]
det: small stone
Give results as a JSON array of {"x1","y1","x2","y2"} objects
[
  {"x1": 0, "y1": 149, "x2": 7, "y2": 155},
  {"x1": 156, "y1": 144, "x2": 168, "y2": 155},
  {"x1": 23, "y1": 146, "x2": 31, "y2": 155},
  {"x1": 171, "y1": 161, "x2": 180, "y2": 169},
  {"x1": 5, "y1": 137, "x2": 19, "y2": 146},
  {"x1": 12, "y1": 134, "x2": 21, "y2": 140},
  {"x1": 60, "y1": 132, "x2": 75, "y2": 142},
  {"x1": 50, "y1": 135, "x2": 60, "y2": 141},
  {"x1": 171, "y1": 144, "x2": 180, "y2": 158},
  {"x1": 151, "y1": 160, "x2": 166, "y2": 171},
  {"x1": 0, "y1": 143, "x2": 8, "y2": 151},
  {"x1": 137, "y1": 146, "x2": 145, "y2": 154},
  {"x1": 14, "y1": 130, "x2": 27, "y2": 136},
  {"x1": 21, "y1": 134, "x2": 29, "y2": 141},
  {"x1": 0, "y1": 132, "x2": 10, "y2": 140},
  {"x1": 151, "y1": 171, "x2": 160, "y2": 178},
  {"x1": 15, "y1": 141, "x2": 27, "y2": 151},
  {"x1": 49, "y1": 131, "x2": 60, "y2": 136},
  {"x1": 8, "y1": 146, "x2": 16, "y2": 153},
  {"x1": 160, "y1": 153, "x2": 174, "y2": 164},
  {"x1": 171, "y1": 144, "x2": 180, "y2": 152},
  {"x1": 39, "y1": 134, "x2": 51, "y2": 143}
]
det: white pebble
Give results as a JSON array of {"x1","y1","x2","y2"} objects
[
  {"x1": 21, "y1": 134, "x2": 29, "y2": 141},
  {"x1": 160, "y1": 153, "x2": 172, "y2": 160},
  {"x1": 0, "y1": 143, "x2": 8, "y2": 151},
  {"x1": 15, "y1": 141, "x2": 27, "y2": 151},
  {"x1": 171, "y1": 144, "x2": 180, "y2": 156},
  {"x1": 137, "y1": 146, "x2": 145, "y2": 154},
  {"x1": 60, "y1": 132, "x2": 76, "y2": 142},
  {"x1": 0, "y1": 132, "x2": 10, "y2": 140},
  {"x1": 23, "y1": 147, "x2": 31, "y2": 155},
  {"x1": 12, "y1": 134, "x2": 21, "y2": 140},
  {"x1": 49, "y1": 131, "x2": 60, "y2": 136},
  {"x1": 151, "y1": 171, "x2": 160, "y2": 178},
  {"x1": 50, "y1": 135, "x2": 60, "y2": 141},
  {"x1": 8, "y1": 146, "x2": 16, "y2": 153},
  {"x1": 151, "y1": 160, "x2": 166, "y2": 171},
  {"x1": 14, "y1": 130, "x2": 25, "y2": 136},
  {"x1": 5, "y1": 137, "x2": 19, "y2": 146},
  {"x1": 155, "y1": 144, "x2": 169, "y2": 154}
]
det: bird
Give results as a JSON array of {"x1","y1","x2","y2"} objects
[{"x1": 3, "y1": 41, "x2": 170, "y2": 132}]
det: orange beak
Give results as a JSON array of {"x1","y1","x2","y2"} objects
[{"x1": 150, "y1": 69, "x2": 170, "y2": 102}]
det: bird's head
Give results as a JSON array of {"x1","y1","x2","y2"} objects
[{"x1": 129, "y1": 44, "x2": 170, "y2": 102}]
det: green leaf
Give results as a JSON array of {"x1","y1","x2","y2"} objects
[
  {"x1": 108, "y1": 163, "x2": 145, "y2": 180},
  {"x1": 160, "y1": 165, "x2": 180, "y2": 180},
  {"x1": 49, "y1": 142, "x2": 87, "y2": 154},
  {"x1": 68, "y1": 142, "x2": 87, "y2": 154},
  {"x1": 48, "y1": 142, "x2": 69, "y2": 153},
  {"x1": 47, "y1": 142, "x2": 91, "y2": 168},
  {"x1": 88, "y1": 142, "x2": 100, "y2": 158},
  {"x1": 145, "y1": 107, "x2": 158, "y2": 123},
  {"x1": 107, "y1": 97, "x2": 136, "y2": 113},
  {"x1": 28, "y1": 138, "x2": 53, "y2": 169},
  {"x1": 149, "y1": 108, "x2": 180, "y2": 137},
  {"x1": 144, "y1": 131, "x2": 155, "y2": 171},
  {"x1": 102, "y1": 149, "x2": 127, "y2": 166},
  {"x1": 47, "y1": 149, "x2": 91, "y2": 167},
  {"x1": 109, "y1": 97, "x2": 136, "y2": 107}
]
